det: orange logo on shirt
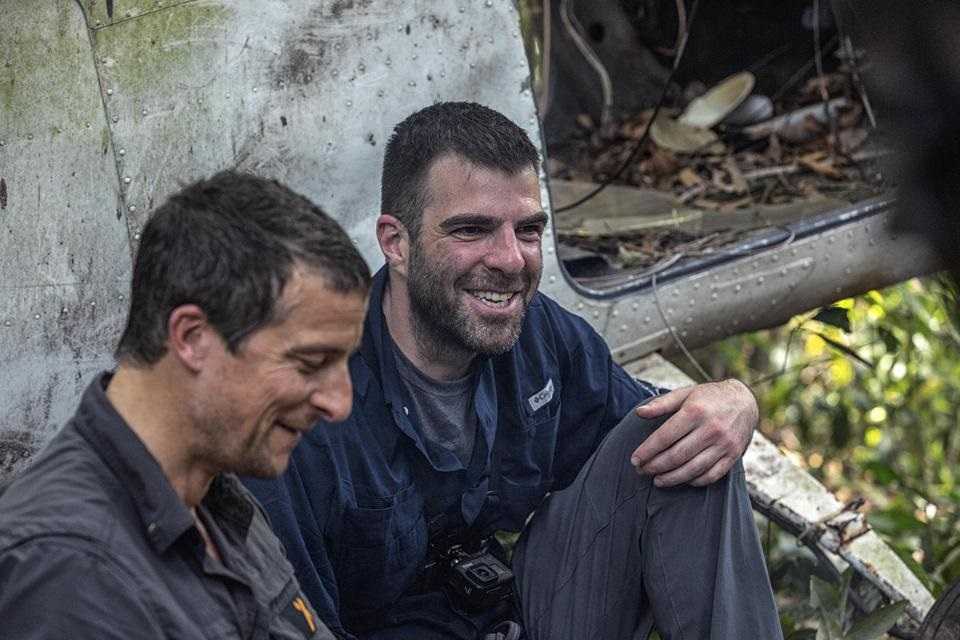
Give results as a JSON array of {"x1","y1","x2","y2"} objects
[{"x1": 292, "y1": 597, "x2": 316, "y2": 633}]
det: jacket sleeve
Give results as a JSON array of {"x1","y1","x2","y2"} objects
[
  {"x1": 245, "y1": 467, "x2": 355, "y2": 640},
  {"x1": 0, "y1": 539, "x2": 164, "y2": 639}
]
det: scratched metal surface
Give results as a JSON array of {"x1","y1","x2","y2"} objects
[
  {"x1": 86, "y1": 0, "x2": 542, "y2": 265},
  {"x1": 0, "y1": 0, "x2": 546, "y2": 473},
  {"x1": 0, "y1": 1, "x2": 132, "y2": 475}
]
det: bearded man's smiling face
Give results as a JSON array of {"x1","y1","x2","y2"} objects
[{"x1": 405, "y1": 154, "x2": 546, "y2": 357}]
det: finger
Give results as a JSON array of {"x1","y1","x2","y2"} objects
[
  {"x1": 688, "y1": 456, "x2": 735, "y2": 487},
  {"x1": 638, "y1": 424, "x2": 715, "y2": 476},
  {"x1": 634, "y1": 386, "x2": 694, "y2": 418},
  {"x1": 652, "y1": 446, "x2": 724, "y2": 487},
  {"x1": 630, "y1": 409, "x2": 701, "y2": 468}
]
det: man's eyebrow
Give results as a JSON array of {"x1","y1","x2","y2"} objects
[
  {"x1": 438, "y1": 213, "x2": 498, "y2": 231},
  {"x1": 439, "y1": 211, "x2": 549, "y2": 231},
  {"x1": 519, "y1": 211, "x2": 549, "y2": 227},
  {"x1": 286, "y1": 345, "x2": 342, "y2": 358}
]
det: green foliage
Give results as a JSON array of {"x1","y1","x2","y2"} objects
[
  {"x1": 795, "y1": 570, "x2": 907, "y2": 639},
  {"x1": 679, "y1": 275, "x2": 960, "y2": 635}
]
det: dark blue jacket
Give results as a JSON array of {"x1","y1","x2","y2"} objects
[{"x1": 245, "y1": 268, "x2": 658, "y2": 638}]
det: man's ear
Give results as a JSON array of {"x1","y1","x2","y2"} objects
[
  {"x1": 377, "y1": 214, "x2": 409, "y2": 278},
  {"x1": 166, "y1": 304, "x2": 217, "y2": 374}
]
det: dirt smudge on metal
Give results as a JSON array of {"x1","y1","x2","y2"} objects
[
  {"x1": 0, "y1": 178, "x2": 7, "y2": 210},
  {"x1": 330, "y1": 0, "x2": 375, "y2": 18},
  {"x1": 274, "y1": 5, "x2": 330, "y2": 86}
]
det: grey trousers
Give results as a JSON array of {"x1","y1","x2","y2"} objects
[{"x1": 511, "y1": 411, "x2": 784, "y2": 640}]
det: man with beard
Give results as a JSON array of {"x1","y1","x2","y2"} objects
[
  {"x1": 245, "y1": 103, "x2": 781, "y2": 639},
  {"x1": 0, "y1": 172, "x2": 370, "y2": 639}
]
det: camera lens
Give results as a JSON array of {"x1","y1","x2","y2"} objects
[{"x1": 470, "y1": 565, "x2": 496, "y2": 584}]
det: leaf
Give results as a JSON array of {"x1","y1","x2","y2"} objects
[
  {"x1": 817, "y1": 617, "x2": 844, "y2": 640},
  {"x1": 810, "y1": 575, "x2": 840, "y2": 612},
  {"x1": 877, "y1": 326, "x2": 900, "y2": 354},
  {"x1": 838, "y1": 569, "x2": 854, "y2": 626},
  {"x1": 843, "y1": 600, "x2": 907, "y2": 640},
  {"x1": 862, "y1": 460, "x2": 900, "y2": 486},
  {"x1": 811, "y1": 576, "x2": 844, "y2": 640},
  {"x1": 814, "y1": 307, "x2": 852, "y2": 333}
]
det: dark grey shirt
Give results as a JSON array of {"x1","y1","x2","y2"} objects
[
  {"x1": 393, "y1": 343, "x2": 478, "y2": 468},
  {"x1": 0, "y1": 373, "x2": 335, "y2": 640}
]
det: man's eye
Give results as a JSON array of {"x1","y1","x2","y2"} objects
[
  {"x1": 518, "y1": 224, "x2": 545, "y2": 239},
  {"x1": 297, "y1": 360, "x2": 325, "y2": 375},
  {"x1": 454, "y1": 226, "x2": 485, "y2": 237}
]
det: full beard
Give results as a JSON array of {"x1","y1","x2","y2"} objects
[{"x1": 406, "y1": 248, "x2": 536, "y2": 360}]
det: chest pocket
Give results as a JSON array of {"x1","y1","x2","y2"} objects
[
  {"x1": 333, "y1": 483, "x2": 427, "y2": 621},
  {"x1": 493, "y1": 394, "x2": 561, "y2": 528}
]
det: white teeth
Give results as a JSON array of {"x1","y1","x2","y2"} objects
[{"x1": 471, "y1": 290, "x2": 513, "y2": 303}]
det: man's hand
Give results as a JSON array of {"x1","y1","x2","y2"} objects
[{"x1": 630, "y1": 379, "x2": 757, "y2": 487}]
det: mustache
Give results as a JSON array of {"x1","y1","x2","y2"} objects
[{"x1": 459, "y1": 270, "x2": 530, "y2": 291}]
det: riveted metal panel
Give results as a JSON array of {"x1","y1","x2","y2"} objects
[
  {"x1": 0, "y1": 0, "x2": 548, "y2": 470},
  {"x1": 88, "y1": 0, "x2": 543, "y2": 266},
  {"x1": 0, "y1": 1, "x2": 131, "y2": 470},
  {"x1": 601, "y1": 204, "x2": 942, "y2": 364}
]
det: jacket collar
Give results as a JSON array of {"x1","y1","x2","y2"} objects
[
  {"x1": 359, "y1": 267, "x2": 499, "y2": 476},
  {"x1": 75, "y1": 373, "x2": 253, "y2": 554}
]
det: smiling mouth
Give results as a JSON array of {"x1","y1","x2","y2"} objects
[{"x1": 467, "y1": 290, "x2": 519, "y2": 307}]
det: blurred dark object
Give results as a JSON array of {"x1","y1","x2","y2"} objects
[{"x1": 852, "y1": 0, "x2": 960, "y2": 278}]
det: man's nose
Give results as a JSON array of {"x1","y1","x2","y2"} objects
[
  {"x1": 484, "y1": 228, "x2": 525, "y2": 273},
  {"x1": 309, "y1": 364, "x2": 353, "y2": 423}
]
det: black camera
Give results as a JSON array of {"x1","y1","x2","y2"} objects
[{"x1": 427, "y1": 541, "x2": 515, "y2": 612}]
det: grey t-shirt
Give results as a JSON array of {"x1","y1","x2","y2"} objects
[{"x1": 393, "y1": 343, "x2": 478, "y2": 468}]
